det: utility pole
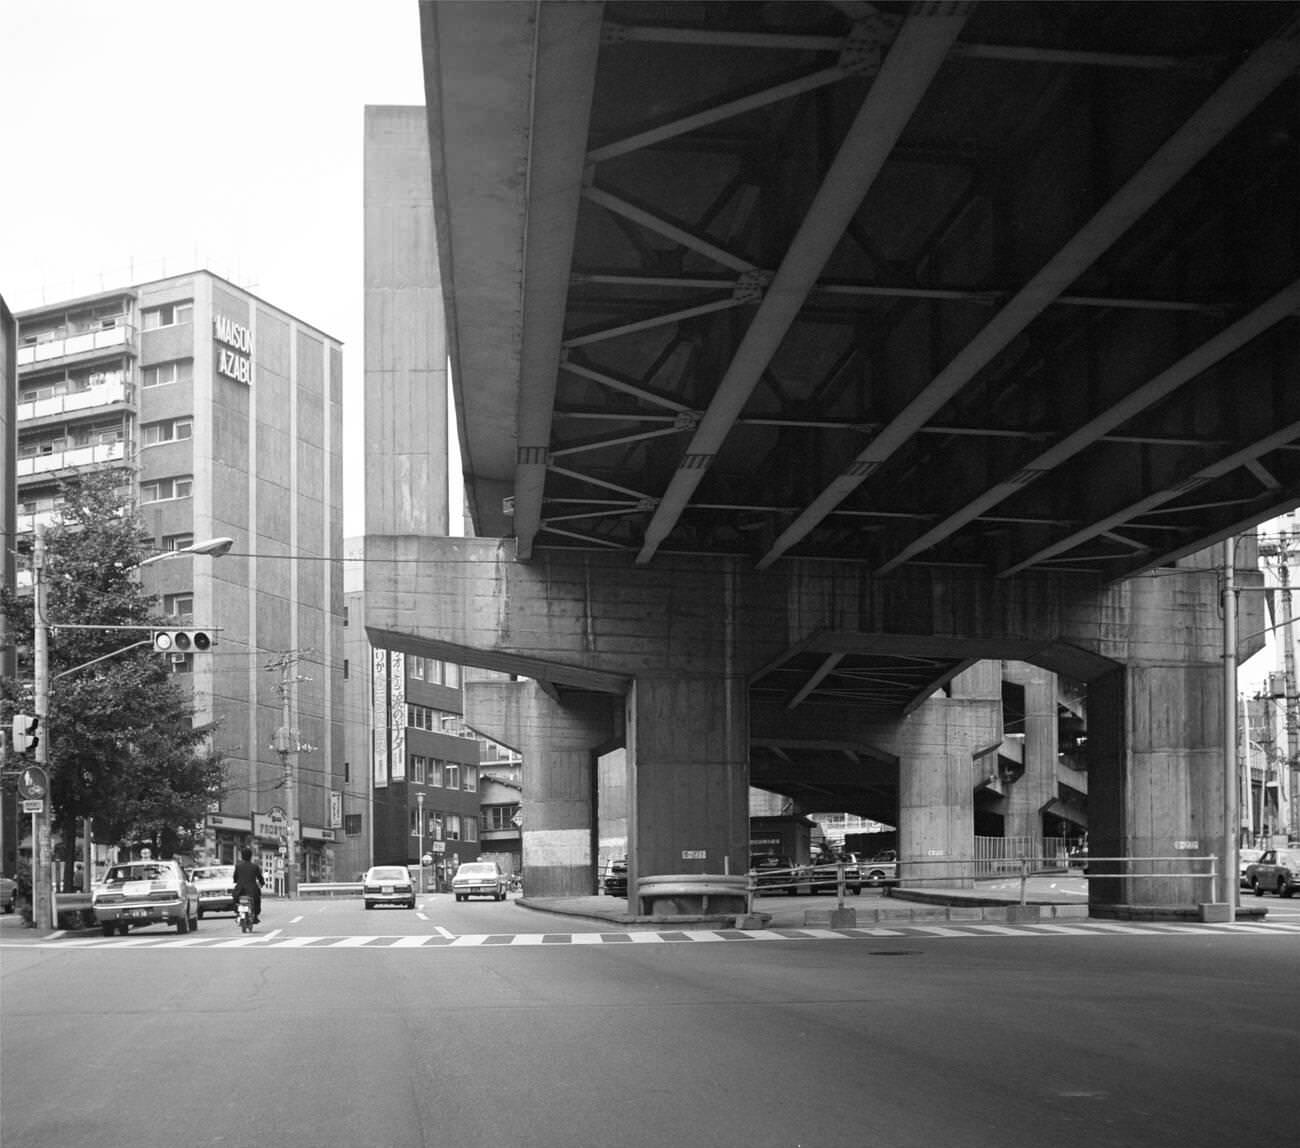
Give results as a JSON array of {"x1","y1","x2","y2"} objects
[
  {"x1": 1259, "y1": 529, "x2": 1298, "y2": 842},
  {"x1": 267, "y1": 651, "x2": 315, "y2": 898},
  {"x1": 32, "y1": 526, "x2": 53, "y2": 930}
]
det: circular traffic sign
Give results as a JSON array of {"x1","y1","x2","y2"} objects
[{"x1": 18, "y1": 765, "x2": 49, "y2": 800}]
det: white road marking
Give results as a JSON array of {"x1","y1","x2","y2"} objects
[{"x1": 9, "y1": 920, "x2": 1300, "y2": 953}]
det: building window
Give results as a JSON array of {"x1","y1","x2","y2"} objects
[
  {"x1": 142, "y1": 359, "x2": 194, "y2": 388},
  {"x1": 430, "y1": 760, "x2": 444, "y2": 788},
  {"x1": 343, "y1": 659, "x2": 349, "y2": 680},
  {"x1": 412, "y1": 755, "x2": 427, "y2": 784},
  {"x1": 409, "y1": 808, "x2": 419, "y2": 836},
  {"x1": 444, "y1": 763, "x2": 460, "y2": 791},
  {"x1": 161, "y1": 533, "x2": 194, "y2": 552},
  {"x1": 432, "y1": 812, "x2": 443, "y2": 841},
  {"x1": 142, "y1": 301, "x2": 194, "y2": 329},
  {"x1": 484, "y1": 805, "x2": 519, "y2": 832},
  {"x1": 140, "y1": 418, "x2": 194, "y2": 447},
  {"x1": 445, "y1": 663, "x2": 461, "y2": 688},
  {"x1": 463, "y1": 766, "x2": 477, "y2": 793},
  {"x1": 140, "y1": 476, "x2": 193, "y2": 503},
  {"x1": 163, "y1": 593, "x2": 194, "y2": 619},
  {"x1": 446, "y1": 814, "x2": 461, "y2": 841},
  {"x1": 410, "y1": 657, "x2": 425, "y2": 681},
  {"x1": 464, "y1": 820, "x2": 477, "y2": 844},
  {"x1": 344, "y1": 813, "x2": 362, "y2": 837}
]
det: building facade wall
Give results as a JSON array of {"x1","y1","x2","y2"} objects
[{"x1": 14, "y1": 272, "x2": 344, "y2": 883}]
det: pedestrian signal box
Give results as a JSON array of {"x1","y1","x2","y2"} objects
[{"x1": 152, "y1": 629, "x2": 214, "y2": 653}]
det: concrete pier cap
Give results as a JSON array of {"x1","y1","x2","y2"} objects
[{"x1": 362, "y1": 535, "x2": 1266, "y2": 918}]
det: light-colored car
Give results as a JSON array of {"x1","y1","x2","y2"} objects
[
  {"x1": 190, "y1": 865, "x2": 236, "y2": 917},
  {"x1": 92, "y1": 860, "x2": 199, "y2": 936},
  {"x1": 1238, "y1": 848, "x2": 1265, "y2": 889},
  {"x1": 855, "y1": 850, "x2": 900, "y2": 887},
  {"x1": 452, "y1": 861, "x2": 508, "y2": 902},
  {"x1": 362, "y1": 865, "x2": 415, "y2": 909},
  {"x1": 1245, "y1": 849, "x2": 1300, "y2": 898}
]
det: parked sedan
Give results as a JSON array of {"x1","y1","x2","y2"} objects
[
  {"x1": 362, "y1": 865, "x2": 416, "y2": 909},
  {"x1": 808, "y1": 857, "x2": 862, "y2": 894},
  {"x1": 452, "y1": 861, "x2": 508, "y2": 901},
  {"x1": 1245, "y1": 849, "x2": 1300, "y2": 898},
  {"x1": 190, "y1": 864, "x2": 236, "y2": 918},
  {"x1": 0, "y1": 875, "x2": 16, "y2": 913},
  {"x1": 92, "y1": 860, "x2": 199, "y2": 936},
  {"x1": 749, "y1": 854, "x2": 805, "y2": 896}
]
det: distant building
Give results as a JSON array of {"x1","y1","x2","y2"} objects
[{"x1": 14, "y1": 272, "x2": 345, "y2": 882}]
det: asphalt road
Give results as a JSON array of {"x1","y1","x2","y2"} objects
[{"x1": 3, "y1": 894, "x2": 1297, "y2": 1148}]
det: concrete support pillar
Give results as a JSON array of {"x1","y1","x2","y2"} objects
[
  {"x1": 898, "y1": 662, "x2": 1002, "y2": 889},
  {"x1": 1087, "y1": 661, "x2": 1225, "y2": 913},
  {"x1": 464, "y1": 680, "x2": 618, "y2": 898},
  {"x1": 627, "y1": 673, "x2": 749, "y2": 897},
  {"x1": 1003, "y1": 662, "x2": 1059, "y2": 843}
]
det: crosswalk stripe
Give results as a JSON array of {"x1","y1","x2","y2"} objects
[{"x1": 8, "y1": 919, "x2": 1300, "y2": 952}]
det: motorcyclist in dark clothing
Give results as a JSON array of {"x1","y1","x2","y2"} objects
[{"x1": 231, "y1": 847, "x2": 265, "y2": 923}]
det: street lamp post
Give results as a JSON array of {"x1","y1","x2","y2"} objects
[
  {"x1": 29, "y1": 532, "x2": 233, "y2": 926},
  {"x1": 417, "y1": 792, "x2": 425, "y2": 895}
]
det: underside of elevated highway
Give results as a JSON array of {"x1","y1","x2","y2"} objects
[{"x1": 359, "y1": 2, "x2": 1299, "y2": 918}]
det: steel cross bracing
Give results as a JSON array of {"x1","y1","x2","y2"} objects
[
  {"x1": 426, "y1": 0, "x2": 1300, "y2": 581},
  {"x1": 423, "y1": 0, "x2": 1300, "y2": 791}
]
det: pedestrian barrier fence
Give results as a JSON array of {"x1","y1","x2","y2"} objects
[{"x1": 747, "y1": 855, "x2": 1221, "y2": 908}]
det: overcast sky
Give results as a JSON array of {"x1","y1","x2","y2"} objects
[{"x1": 0, "y1": 0, "x2": 440, "y2": 534}]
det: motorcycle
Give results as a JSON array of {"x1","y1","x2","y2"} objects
[{"x1": 235, "y1": 895, "x2": 255, "y2": 933}]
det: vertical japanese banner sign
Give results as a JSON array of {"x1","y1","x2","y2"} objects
[
  {"x1": 391, "y1": 652, "x2": 407, "y2": 780},
  {"x1": 373, "y1": 648, "x2": 389, "y2": 788}
]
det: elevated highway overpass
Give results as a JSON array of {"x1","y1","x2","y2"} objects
[{"x1": 362, "y1": 2, "x2": 1299, "y2": 913}]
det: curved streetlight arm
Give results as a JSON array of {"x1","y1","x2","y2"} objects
[{"x1": 136, "y1": 536, "x2": 235, "y2": 567}]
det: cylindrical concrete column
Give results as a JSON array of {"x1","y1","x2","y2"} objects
[
  {"x1": 1003, "y1": 662, "x2": 1059, "y2": 844},
  {"x1": 897, "y1": 662, "x2": 1002, "y2": 890},
  {"x1": 464, "y1": 680, "x2": 618, "y2": 898}
]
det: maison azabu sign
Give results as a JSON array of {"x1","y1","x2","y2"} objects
[{"x1": 213, "y1": 315, "x2": 252, "y2": 384}]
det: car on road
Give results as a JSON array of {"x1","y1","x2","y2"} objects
[
  {"x1": 603, "y1": 859, "x2": 628, "y2": 897},
  {"x1": 1238, "y1": 848, "x2": 1265, "y2": 889},
  {"x1": 0, "y1": 875, "x2": 16, "y2": 913},
  {"x1": 189, "y1": 864, "x2": 236, "y2": 918},
  {"x1": 452, "y1": 860, "x2": 509, "y2": 901},
  {"x1": 92, "y1": 860, "x2": 199, "y2": 936},
  {"x1": 362, "y1": 865, "x2": 416, "y2": 909},
  {"x1": 1245, "y1": 848, "x2": 1300, "y2": 898},
  {"x1": 749, "y1": 854, "x2": 805, "y2": 895},
  {"x1": 854, "y1": 850, "x2": 900, "y2": 887}
]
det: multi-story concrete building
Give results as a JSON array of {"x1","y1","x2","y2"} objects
[{"x1": 15, "y1": 272, "x2": 345, "y2": 884}]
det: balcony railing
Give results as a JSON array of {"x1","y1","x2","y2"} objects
[
  {"x1": 17, "y1": 323, "x2": 136, "y2": 366},
  {"x1": 16, "y1": 441, "x2": 126, "y2": 476},
  {"x1": 18, "y1": 380, "x2": 133, "y2": 422}
]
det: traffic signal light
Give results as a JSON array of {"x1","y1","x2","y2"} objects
[
  {"x1": 152, "y1": 629, "x2": 214, "y2": 653},
  {"x1": 11, "y1": 714, "x2": 39, "y2": 754}
]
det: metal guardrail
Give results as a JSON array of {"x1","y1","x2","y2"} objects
[
  {"x1": 748, "y1": 855, "x2": 1221, "y2": 909},
  {"x1": 891, "y1": 855, "x2": 1220, "y2": 906}
]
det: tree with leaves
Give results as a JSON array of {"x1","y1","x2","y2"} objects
[{"x1": 1, "y1": 468, "x2": 225, "y2": 889}]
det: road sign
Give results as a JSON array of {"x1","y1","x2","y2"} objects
[
  {"x1": 18, "y1": 765, "x2": 49, "y2": 800},
  {"x1": 22, "y1": 799, "x2": 45, "y2": 814}
]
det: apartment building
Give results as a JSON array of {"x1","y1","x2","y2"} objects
[{"x1": 15, "y1": 271, "x2": 345, "y2": 883}]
